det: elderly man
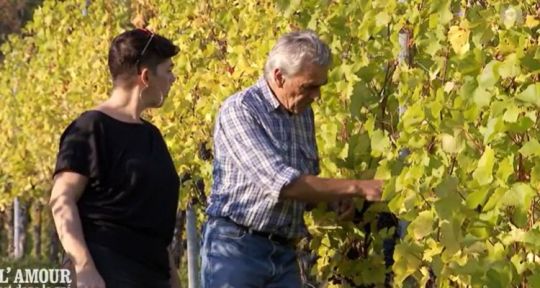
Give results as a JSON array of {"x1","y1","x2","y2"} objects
[{"x1": 201, "y1": 30, "x2": 383, "y2": 287}]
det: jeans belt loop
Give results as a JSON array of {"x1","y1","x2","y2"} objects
[
  {"x1": 223, "y1": 216, "x2": 292, "y2": 246},
  {"x1": 247, "y1": 226, "x2": 289, "y2": 246}
]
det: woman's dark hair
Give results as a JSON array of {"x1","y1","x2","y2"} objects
[{"x1": 108, "y1": 28, "x2": 179, "y2": 84}]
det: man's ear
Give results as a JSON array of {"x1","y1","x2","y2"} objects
[{"x1": 273, "y1": 68, "x2": 285, "y2": 88}]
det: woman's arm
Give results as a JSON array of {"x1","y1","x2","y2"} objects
[
  {"x1": 168, "y1": 247, "x2": 182, "y2": 288},
  {"x1": 50, "y1": 171, "x2": 105, "y2": 288}
]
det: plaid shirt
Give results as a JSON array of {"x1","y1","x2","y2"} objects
[{"x1": 207, "y1": 77, "x2": 320, "y2": 239}]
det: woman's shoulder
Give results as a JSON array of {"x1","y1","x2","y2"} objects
[
  {"x1": 76, "y1": 110, "x2": 150, "y2": 128},
  {"x1": 65, "y1": 110, "x2": 161, "y2": 136},
  {"x1": 77, "y1": 110, "x2": 107, "y2": 122},
  {"x1": 68, "y1": 110, "x2": 107, "y2": 129},
  {"x1": 60, "y1": 110, "x2": 113, "y2": 137},
  {"x1": 140, "y1": 119, "x2": 165, "y2": 139}
]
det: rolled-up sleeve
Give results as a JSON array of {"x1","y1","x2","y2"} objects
[{"x1": 217, "y1": 103, "x2": 301, "y2": 202}]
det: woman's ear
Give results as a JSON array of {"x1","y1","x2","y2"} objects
[{"x1": 139, "y1": 67, "x2": 150, "y2": 87}]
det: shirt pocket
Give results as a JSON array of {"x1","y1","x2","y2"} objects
[
  {"x1": 299, "y1": 145, "x2": 319, "y2": 174},
  {"x1": 273, "y1": 128, "x2": 291, "y2": 164}
]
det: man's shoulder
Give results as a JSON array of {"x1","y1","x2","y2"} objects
[{"x1": 220, "y1": 82, "x2": 265, "y2": 115}]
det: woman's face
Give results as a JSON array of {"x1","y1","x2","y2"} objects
[{"x1": 145, "y1": 58, "x2": 176, "y2": 108}]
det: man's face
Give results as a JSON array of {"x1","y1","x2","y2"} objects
[
  {"x1": 280, "y1": 63, "x2": 328, "y2": 114},
  {"x1": 147, "y1": 58, "x2": 176, "y2": 107}
]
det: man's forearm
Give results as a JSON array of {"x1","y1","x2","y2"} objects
[{"x1": 280, "y1": 175, "x2": 360, "y2": 203}]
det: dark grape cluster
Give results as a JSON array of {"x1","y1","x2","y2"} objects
[{"x1": 198, "y1": 142, "x2": 213, "y2": 161}]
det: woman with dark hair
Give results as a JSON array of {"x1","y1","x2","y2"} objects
[{"x1": 49, "y1": 28, "x2": 181, "y2": 288}]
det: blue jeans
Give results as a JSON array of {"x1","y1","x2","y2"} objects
[{"x1": 201, "y1": 217, "x2": 302, "y2": 288}]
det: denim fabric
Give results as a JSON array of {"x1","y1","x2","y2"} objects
[{"x1": 201, "y1": 217, "x2": 302, "y2": 288}]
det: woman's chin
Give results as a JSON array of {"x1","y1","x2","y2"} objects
[{"x1": 156, "y1": 94, "x2": 166, "y2": 107}]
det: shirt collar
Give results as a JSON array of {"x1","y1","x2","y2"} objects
[{"x1": 257, "y1": 77, "x2": 281, "y2": 112}]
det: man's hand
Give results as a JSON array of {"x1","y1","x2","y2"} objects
[
  {"x1": 75, "y1": 263, "x2": 106, "y2": 288},
  {"x1": 333, "y1": 200, "x2": 356, "y2": 221},
  {"x1": 355, "y1": 180, "x2": 383, "y2": 201}
]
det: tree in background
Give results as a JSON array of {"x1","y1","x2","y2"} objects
[{"x1": 0, "y1": 0, "x2": 43, "y2": 58}]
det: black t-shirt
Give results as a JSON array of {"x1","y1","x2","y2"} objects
[{"x1": 54, "y1": 110, "x2": 180, "y2": 277}]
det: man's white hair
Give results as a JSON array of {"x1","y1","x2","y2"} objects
[{"x1": 264, "y1": 30, "x2": 331, "y2": 80}]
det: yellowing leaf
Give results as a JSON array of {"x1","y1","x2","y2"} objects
[
  {"x1": 393, "y1": 242, "x2": 423, "y2": 283},
  {"x1": 441, "y1": 133, "x2": 458, "y2": 154},
  {"x1": 466, "y1": 187, "x2": 489, "y2": 209},
  {"x1": 495, "y1": 155, "x2": 514, "y2": 184},
  {"x1": 502, "y1": 104, "x2": 520, "y2": 123},
  {"x1": 375, "y1": 160, "x2": 392, "y2": 180},
  {"x1": 375, "y1": 11, "x2": 391, "y2": 27},
  {"x1": 478, "y1": 60, "x2": 500, "y2": 88},
  {"x1": 444, "y1": 81, "x2": 455, "y2": 93},
  {"x1": 473, "y1": 88, "x2": 492, "y2": 108},
  {"x1": 520, "y1": 139, "x2": 540, "y2": 158},
  {"x1": 525, "y1": 15, "x2": 540, "y2": 28},
  {"x1": 482, "y1": 117, "x2": 504, "y2": 144},
  {"x1": 502, "y1": 6, "x2": 518, "y2": 29},
  {"x1": 408, "y1": 210, "x2": 434, "y2": 240},
  {"x1": 448, "y1": 24, "x2": 470, "y2": 55},
  {"x1": 370, "y1": 129, "x2": 391, "y2": 157},
  {"x1": 499, "y1": 54, "x2": 521, "y2": 78},
  {"x1": 423, "y1": 239, "x2": 443, "y2": 262},
  {"x1": 516, "y1": 83, "x2": 540, "y2": 108},
  {"x1": 507, "y1": 183, "x2": 534, "y2": 207},
  {"x1": 473, "y1": 146, "x2": 495, "y2": 186}
]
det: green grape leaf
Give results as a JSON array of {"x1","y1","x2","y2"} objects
[
  {"x1": 370, "y1": 129, "x2": 390, "y2": 157},
  {"x1": 408, "y1": 210, "x2": 434, "y2": 240},
  {"x1": 473, "y1": 146, "x2": 495, "y2": 186},
  {"x1": 519, "y1": 139, "x2": 540, "y2": 158},
  {"x1": 516, "y1": 83, "x2": 540, "y2": 108}
]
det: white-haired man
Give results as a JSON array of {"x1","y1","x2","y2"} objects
[{"x1": 201, "y1": 30, "x2": 383, "y2": 287}]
